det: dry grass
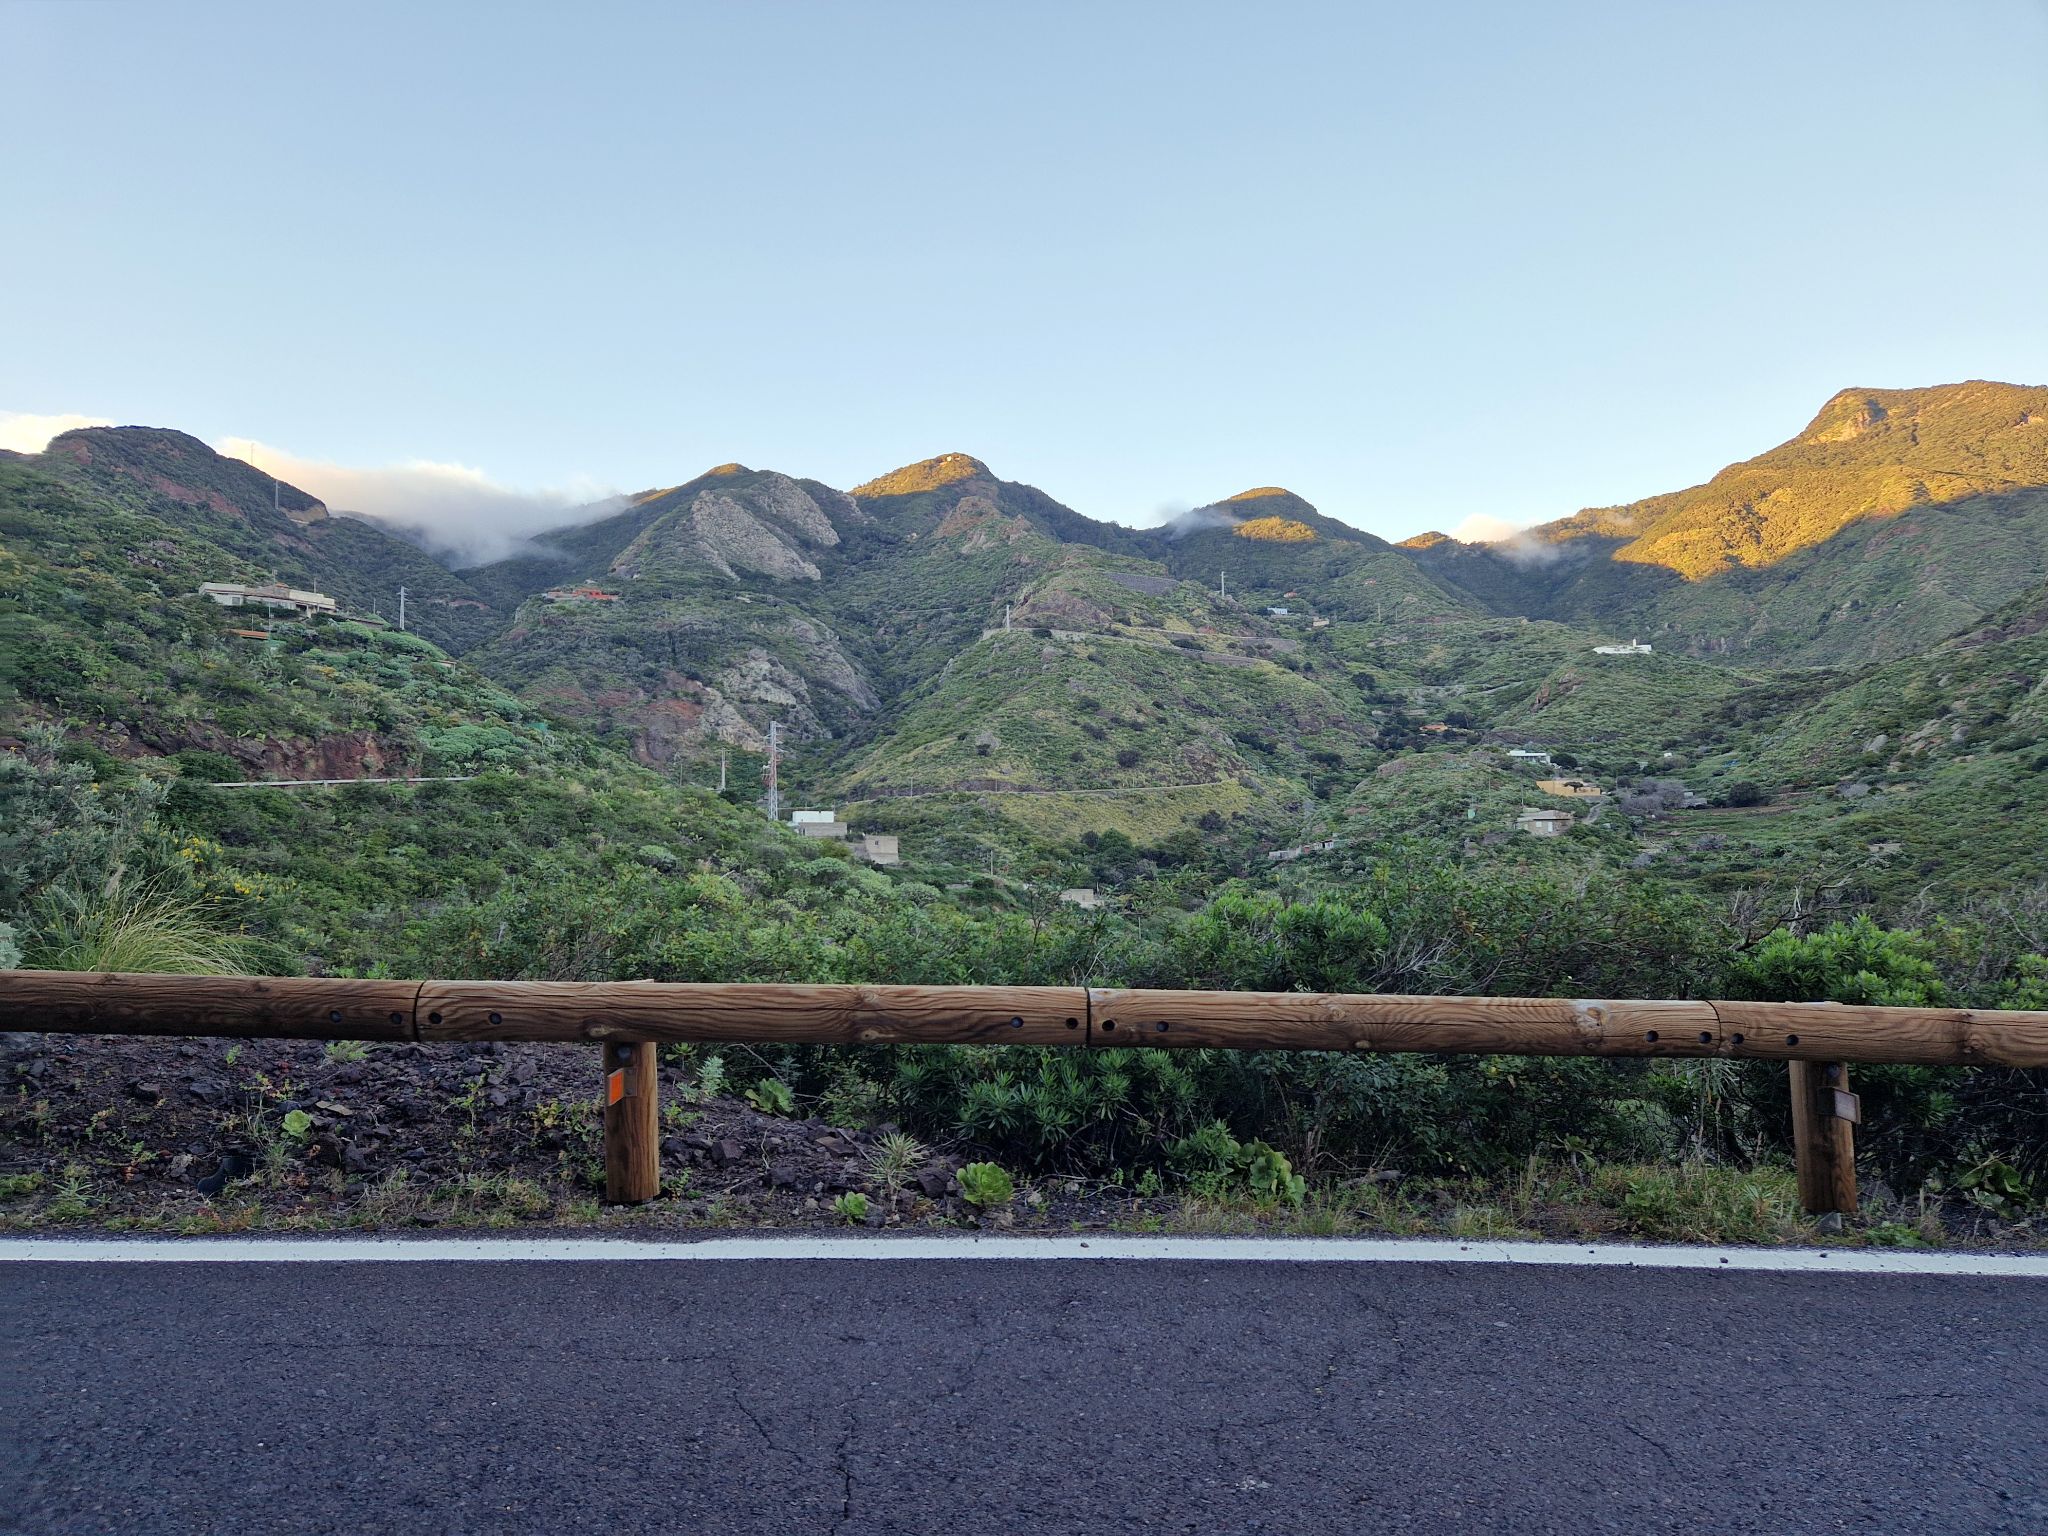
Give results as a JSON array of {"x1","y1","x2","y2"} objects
[{"x1": 29, "y1": 883, "x2": 250, "y2": 975}]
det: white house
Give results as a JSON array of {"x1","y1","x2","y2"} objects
[
  {"x1": 1593, "y1": 638, "x2": 1652, "y2": 655},
  {"x1": 199, "y1": 582, "x2": 338, "y2": 617},
  {"x1": 789, "y1": 809, "x2": 848, "y2": 840}
]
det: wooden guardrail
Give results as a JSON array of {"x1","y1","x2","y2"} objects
[{"x1": 5, "y1": 970, "x2": 2045, "y2": 1215}]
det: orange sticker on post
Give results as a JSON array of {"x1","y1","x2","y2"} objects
[{"x1": 606, "y1": 1067, "x2": 626, "y2": 1106}]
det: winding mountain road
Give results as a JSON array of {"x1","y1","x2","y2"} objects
[{"x1": 4, "y1": 1237, "x2": 2045, "y2": 1535}]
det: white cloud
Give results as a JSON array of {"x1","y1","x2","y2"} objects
[
  {"x1": 216, "y1": 437, "x2": 623, "y2": 566},
  {"x1": 1449, "y1": 513, "x2": 1526, "y2": 544},
  {"x1": 0, "y1": 410, "x2": 114, "y2": 453},
  {"x1": 1442, "y1": 513, "x2": 1574, "y2": 569}
]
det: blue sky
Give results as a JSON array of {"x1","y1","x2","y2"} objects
[{"x1": 4, "y1": 0, "x2": 2044, "y2": 548}]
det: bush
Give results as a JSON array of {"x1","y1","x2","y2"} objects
[
  {"x1": 832, "y1": 1192, "x2": 870, "y2": 1224},
  {"x1": 1170, "y1": 1122, "x2": 1305, "y2": 1205},
  {"x1": 957, "y1": 1162, "x2": 1014, "y2": 1208},
  {"x1": 1727, "y1": 917, "x2": 1942, "y2": 1007}
]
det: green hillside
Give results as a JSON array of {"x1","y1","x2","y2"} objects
[
  {"x1": 1734, "y1": 583, "x2": 2048, "y2": 788},
  {"x1": 10, "y1": 394, "x2": 2046, "y2": 900},
  {"x1": 30, "y1": 428, "x2": 510, "y2": 653},
  {"x1": 0, "y1": 438, "x2": 991, "y2": 978},
  {"x1": 11, "y1": 397, "x2": 2048, "y2": 1246},
  {"x1": 833, "y1": 627, "x2": 1369, "y2": 798}
]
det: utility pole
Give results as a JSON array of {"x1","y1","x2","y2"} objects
[
  {"x1": 1004, "y1": 603, "x2": 1012, "y2": 632},
  {"x1": 273, "y1": 476, "x2": 280, "y2": 516},
  {"x1": 397, "y1": 586, "x2": 407, "y2": 632},
  {"x1": 765, "y1": 721, "x2": 782, "y2": 822},
  {"x1": 718, "y1": 748, "x2": 728, "y2": 793},
  {"x1": 1219, "y1": 569, "x2": 1227, "y2": 600}
]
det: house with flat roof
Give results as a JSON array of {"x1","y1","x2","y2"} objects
[
  {"x1": 789, "y1": 809, "x2": 848, "y2": 840},
  {"x1": 540, "y1": 586, "x2": 620, "y2": 604},
  {"x1": 199, "y1": 582, "x2": 338, "y2": 617}
]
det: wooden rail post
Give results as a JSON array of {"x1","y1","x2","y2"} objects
[
  {"x1": 1788, "y1": 1060, "x2": 1858, "y2": 1218},
  {"x1": 603, "y1": 1040, "x2": 660, "y2": 1204}
]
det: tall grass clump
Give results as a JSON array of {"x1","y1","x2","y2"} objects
[{"x1": 28, "y1": 882, "x2": 250, "y2": 975}]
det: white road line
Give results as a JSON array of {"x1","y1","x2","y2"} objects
[{"x1": 1, "y1": 1234, "x2": 2044, "y2": 1275}]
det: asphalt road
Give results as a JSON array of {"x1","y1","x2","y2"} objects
[{"x1": 5, "y1": 1250, "x2": 2045, "y2": 1535}]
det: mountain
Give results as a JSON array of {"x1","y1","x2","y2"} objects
[
  {"x1": 0, "y1": 442, "x2": 830, "y2": 973},
  {"x1": 464, "y1": 453, "x2": 1183, "y2": 771},
  {"x1": 462, "y1": 463, "x2": 880, "y2": 764},
  {"x1": 8, "y1": 386, "x2": 2045, "y2": 894},
  {"x1": 1555, "y1": 382, "x2": 2048, "y2": 576},
  {"x1": 1413, "y1": 382, "x2": 2048, "y2": 665},
  {"x1": 27, "y1": 427, "x2": 513, "y2": 653},
  {"x1": 452, "y1": 456, "x2": 1421, "y2": 848},
  {"x1": 1142, "y1": 486, "x2": 1476, "y2": 623}
]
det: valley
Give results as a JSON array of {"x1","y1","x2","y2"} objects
[{"x1": 3, "y1": 381, "x2": 2045, "y2": 1242}]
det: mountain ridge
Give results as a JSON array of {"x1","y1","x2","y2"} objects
[{"x1": 1410, "y1": 381, "x2": 2048, "y2": 665}]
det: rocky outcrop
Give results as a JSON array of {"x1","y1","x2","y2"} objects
[
  {"x1": 609, "y1": 472, "x2": 853, "y2": 583},
  {"x1": 934, "y1": 495, "x2": 1034, "y2": 553},
  {"x1": 687, "y1": 493, "x2": 824, "y2": 580},
  {"x1": 781, "y1": 615, "x2": 879, "y2": 710}
]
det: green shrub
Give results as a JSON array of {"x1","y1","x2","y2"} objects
[
  {"x1": 1169, "y1": 1122, "x2": 1304, "y2": 1205},
  {"x1": 744, "y1": 1078, "x2": 796, "y2": 1116},
  {"x1": 1727, "y1": 917, "x2": 1943, "y2": 1006},
  {"x1": 832, "y1": 1191, "x2": 870, "y2": 1224},
  {"x1": 957, "y1": 1162, "x2": 1014, "y2": 1208}
]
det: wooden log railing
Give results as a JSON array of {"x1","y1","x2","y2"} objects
[{"x1": 5, "y1": 970, "x2": 2046, "y2": 1214}]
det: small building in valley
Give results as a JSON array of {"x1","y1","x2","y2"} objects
[
  {"x1": 1593, "y1": 638, "x2": 1652, "y2": 655},
  {"x1": 789, "y1": 809, "x2": 849, "y2": 840},
  {"x1": 853, "y1": 833, "x2": 900, "y2": 866},
  {"x1": 540, "y1": 586, "x2": 620, "y2": 604},
  {"x1": 1059, "y1": 887, "x2": 1105, "y2": 909},
  {"x1": 199, "y1": 581, "x2": 338, "y2": 617},
  {"x1": 1516, "y1": 807, "x2": 1576, "y2": 838},
  {"x1": 1266, "y1": 837, "x2": 1341, "y2": 863}
]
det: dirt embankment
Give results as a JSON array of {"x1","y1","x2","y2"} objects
[{"x1": 0, "y1": 1033, "x2": 1097, "y2": 1233}]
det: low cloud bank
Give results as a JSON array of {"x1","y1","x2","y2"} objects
[
  {"x1": 0, "y1": 410, "x2": 114, "y2": 453},
  {"x1": 217, "y1": 438, "x2": 623, "y2": 566},
  {"x1": 1159, "y1": 502, "x2": 1241, "y2": 537},
  {"x1": 1449, "y1": 512, "x2": 1568, "y2": 568}
]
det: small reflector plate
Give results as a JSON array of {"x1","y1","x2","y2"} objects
[
  {"x1": 1832, "y1": 1088, "x2": 1862, "y2": 1124},
  {"x1": 606, "y1": 1068, "x2": 626, "y2": 1105}
]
